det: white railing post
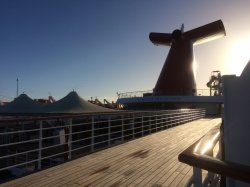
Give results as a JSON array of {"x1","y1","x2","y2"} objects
[
  {"x1": 167, "y1": 114, "x2": 170, "y2": 128},
  {"x1": 156, "y1": 115, "x2": 158, "y2": 131},
  {"x1": 68, "y1": 118, "x2": 72, "y2": 160},
  {"x1": 189, "y1": 109, "x2": 191, "y2": 120},
  {"x1": 189, "y1": 110, "x2": 191, "y2": 121},
  {"x1": 132, "y1": 114, "x2": 135, "y2": 139},
  {"x1": 177, "y1": 112, "x2": 180, "y2": 125},
  {"x1": 108, "y1": 116, "x2": 111, "y2": 146},
  {"x1": 149, "y1": 115, "x2": 152, "y2": 134},
  {"x1": 161, "y1": 114, "x2": 163, "y2": 130},
  {"x1": 121, "y1": 115, "x2": 124, "y2": 142},
  {"x1": 38, "y1": 120, "x2": 42, "y2": 170},
  {"x1": 161, "y1": 114, "x2": 166, "y2": 130},
  {"x1": 142, "y1": 114, "x2": 144, "y2": 136},
  {"x1": 193, "y1": 167, "x2": 202, "y2": 187},
  {"x1": 91, "y1": 116, "x2": 95, "y2": 152}
]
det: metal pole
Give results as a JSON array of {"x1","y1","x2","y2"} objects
[
  {"x1": 149, "y1": 115, "x2": 152, "y2": 134},
  {"x1": 16, "y1": 78, "x2": 19, "y2": 97},
  {"x1": 38, "y1": 120, "x2": 42, "y2": 170},
  {"x1": 132, "y1": 114, "x2": 135, "y2": 139},
  {"x1": 91, "y1": 117, "x2": 95, "y2": 152},
  {"x1": 121, "y1": 115, "x2": 124, "y2": 142},
  {"x1": 156, "y1": 115, "x2": 158, "y2": 131},
  {"x1": 141, "y1": 114, "x2": 144, "y2": 136},
  {"x1": 68, "y1": 119, "x2": 72, "y2": 160},
  {"x1": 160, "y1": 115, "x2": 163, "y2": 130},
  {"x1": 193, "y1": 167, "x2": 202, "y2": 187},
  {"x1": 108, "y1": 116, "x2": 111, "y2": 146}
]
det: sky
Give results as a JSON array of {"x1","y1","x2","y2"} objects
[{"x1": 1, "y1": 0, "x2": 250, "y2": 102}]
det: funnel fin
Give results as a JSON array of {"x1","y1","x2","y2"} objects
[
  {"x1": 149, "y1": 32, "x2": 172, "y2": 46},
  {"x1": 184, "y1": 20, "x2": 226, "y2": 45}
]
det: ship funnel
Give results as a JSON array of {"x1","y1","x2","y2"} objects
[{"x1": 150, "y1": 20, "x2": 226, "y2": 96}]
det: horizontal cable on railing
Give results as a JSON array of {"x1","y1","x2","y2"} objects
[
  {"x1": 0, "y1": 128, "x2": 39, "y2": 135},
  {"x1": 71, "y1": 144, "x2": 92, "y2": 153},
  {"x1": 0, "y1": 138, "x2": 40, "y2": 147},
  {"x1": 71, "y1": 137, "x2": 92, "y2": 144},
  {"x1": 0, "y1": 148, "x2": 40, "y2": 160},
  {"x1": 41, "y1": 134, "x2": 61, "y2": 141},
  {"x1": 0, "y1": 158, "x2": 40, "y2": 172},
  {"x1": 41, "y1": 142, "x2": 68, "y2": 151},
  {"x1": 41, "y1": 125, "x2": 67, "y2": 131},
  {"x1": 71, "y1": 129, "x2": 92, "y2": 135}
]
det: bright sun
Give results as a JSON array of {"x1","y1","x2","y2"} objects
[{"x1": 229, "y1": 37, "x2": 250, "y2": 76}]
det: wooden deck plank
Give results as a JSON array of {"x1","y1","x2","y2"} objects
[{"x1": 0, "y1": 118, "x2": 221, "y2": 187}]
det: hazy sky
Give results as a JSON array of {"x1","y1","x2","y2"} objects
[{"x1": 1, "y1": 0, "x2": 250, "y2": 101}]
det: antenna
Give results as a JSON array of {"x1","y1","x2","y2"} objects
[
  {"x1": 181, "y1": 24, "x2": 184, "y2": 33},
  {"x1": 16, "y1": 78, "x2": 19, "y2": 97}
]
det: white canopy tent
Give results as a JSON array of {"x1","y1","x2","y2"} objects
[
  {"x1": 0, "y1": 94, "x2": 44, "y2": 114},
  {"x1": 0, "y1": 91, "x2": 116, "y2": 115},
  {"x1": 43, "y1": 91, "x2": 115, "y2": 114}
]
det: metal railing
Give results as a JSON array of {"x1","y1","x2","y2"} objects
[
  {"x1": 117, "y1": 89, "x2": 211, "y2": 98},
  {"x1": 0, "y1": 109, "x2": 205, "y2": 181},
  {"x1": 178, "y1": 123, "x2": 250, "y2": 187}
]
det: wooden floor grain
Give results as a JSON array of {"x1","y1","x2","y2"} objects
[{"x1": 1, "y1": 118, "x2": 221, "y2": 187}]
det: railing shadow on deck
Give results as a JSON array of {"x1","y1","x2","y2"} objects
[
  {"x1": 178, "y1": 123, "x2": 250, "y2": 187},
  {"x1": 0, "y1": 108, "x2": 205, "y2": 183}
]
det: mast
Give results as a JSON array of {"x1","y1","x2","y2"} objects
[{"x1": 16, "y1": 78, "x2": 19, "y2": 97}]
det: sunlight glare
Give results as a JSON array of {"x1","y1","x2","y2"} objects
[
  {"x1": 229, "y1": 37, "x2": 250, "y2": 76},
  {"x1": 193, "y1": 57, "x2": 197, "y2": 80}
]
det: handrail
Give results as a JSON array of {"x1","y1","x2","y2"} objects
[
  {"x1": 117, "y1": 89, "x2": 211, "y2": 98},
  {"x1": 0, "y1": 109, "x2": 193, "y2": 123},
  {"x1": 178, "y1": 126, "x2": 250, "y2": 184}
]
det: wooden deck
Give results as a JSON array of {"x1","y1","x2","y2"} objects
[{"x1": 1, "y1": 118, "x2": 221, "y2": 187}]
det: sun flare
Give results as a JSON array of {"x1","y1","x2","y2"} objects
[
  {"x1": 193, "y1": 57, "x2": 197, "y2": 80},
  {"x1": 229, "y1": 37, "x2": 250, "y2": 76}
]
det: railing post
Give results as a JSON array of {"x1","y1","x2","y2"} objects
[
  {"x1": 161, "y1": 114, "x2": 166, "y2": 130},
  {"x1": 132, "y1": 114, "x2": 135, "y2": 139},
  {"x1": 108, "y1": 116, "x2": 111, "y2": 146},
  {"x1": 156, "y1": 115, "x2": 158, "y2": 131},
  {"x1": 167, "y1": 114, "x2": 170, "y2": 128},
  {"x1": 177, "y1": 111, "x2": 181, "y2": 125},
  {"x1": 38, "y1": 120, "x2": 42, "y2": 170},
  {"x1": 91, "y1": 116, "x2": 95, "y2": 152},
  {"x1": 68, "y1": 118, "x2": 72, "y2": 160},
  {"x1": 193, "y1": 167, "x2": 202, "y2": 187},
  {"x1": 149, "y1": 115, "x2": 152, "y2": 134},
  {"x1": 161, "y1": 114, "x2": 163, "y2": 130},
  {"x1": 141, "y1": 114, "x2": 144, "y2": 136},
  {"x1": 121, "y1": 115, "x2": 124, "y2": 142},
  {"x1": 189, "y1": 110, "x2": 192, "y2": 121}
]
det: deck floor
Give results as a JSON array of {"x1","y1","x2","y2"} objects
[{"x1": 1, "y1": 118, "x2": 221, "y2": 187}]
